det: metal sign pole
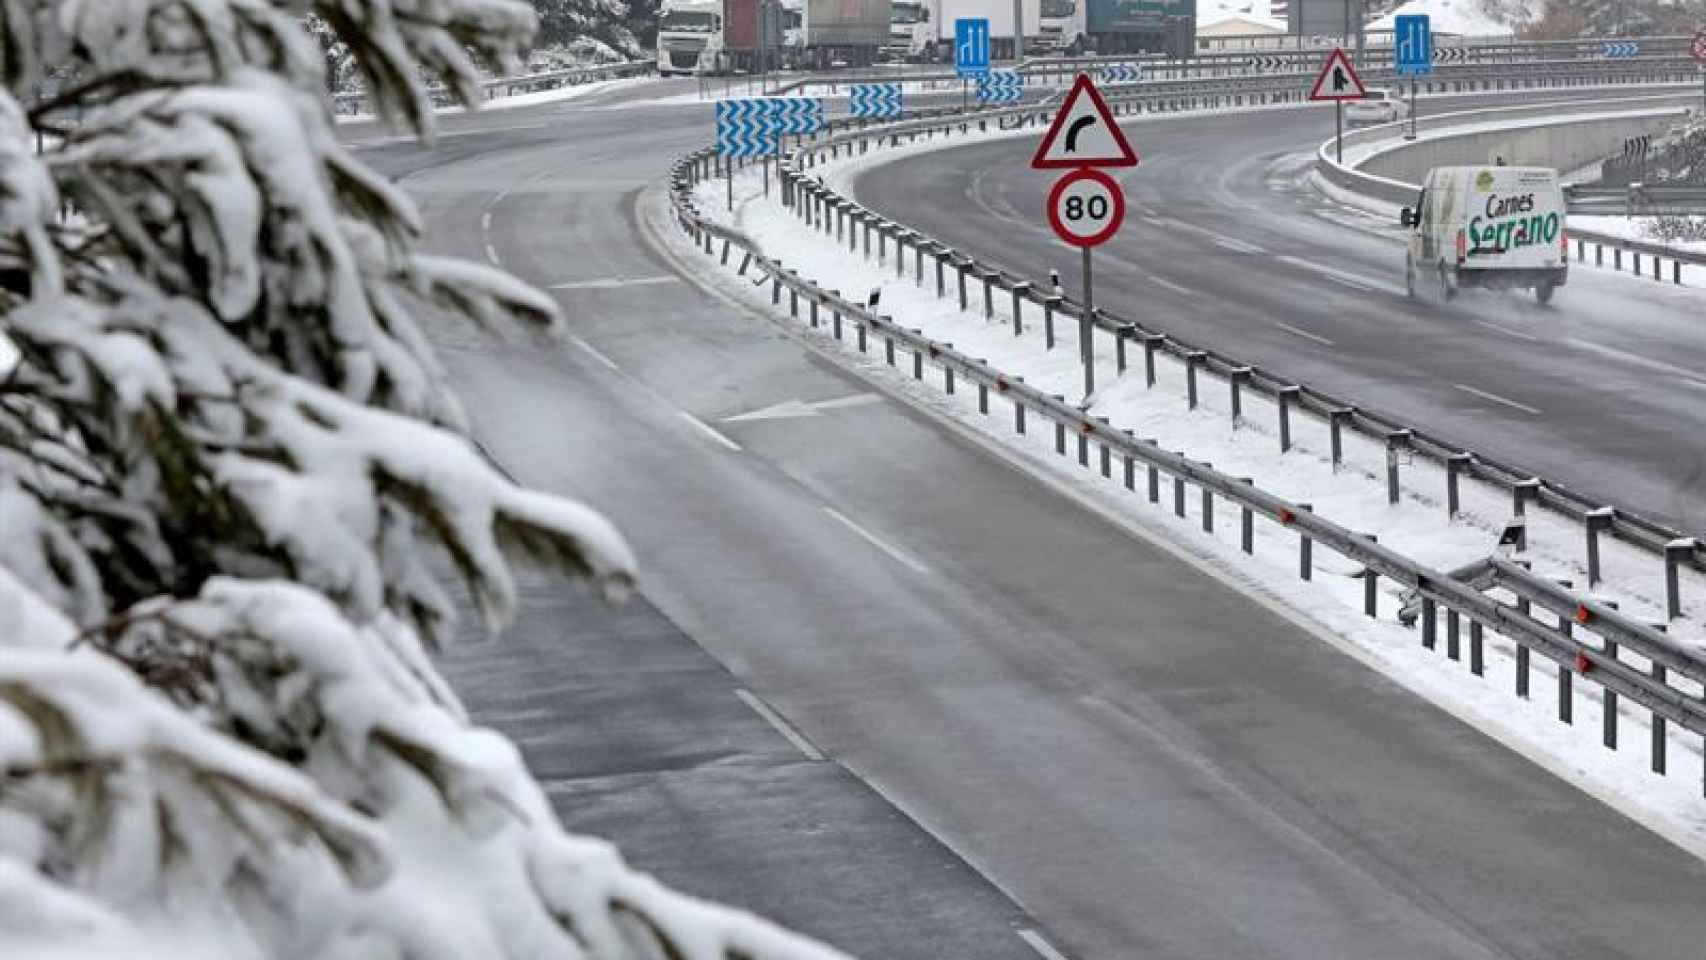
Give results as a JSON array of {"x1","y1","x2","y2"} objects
[
  {"x1": 727, "y1": 156, "x2": 733, "y2": 212},
  {"x1": 1081, "y1": 245, "x2": 1095, "y2": 398},
  {"x1": 1335, "y1": 100, "x2": 1343, "y2": 164},
  {"x1": 1407, "y1": 77, "x2": 1417, "y2": 140}
]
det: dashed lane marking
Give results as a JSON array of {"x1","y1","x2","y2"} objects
[
  {"x1": 569, "y1": 335, "x2": 621, "y2": 372},
  {"x1": 549, "y1": 275, "x2": 682, "y2": 290},
  {"x1": 680, "y1": 411, "x2": 744, "y2": 452},
  {"x1": 1275, "y1": 322, "x2": 1335, "y2": 346},
  {"x1": 1017, "y1": 929, "x2": 1071, "y2": 960},
  {"x1": 734, "y1": 689, "x2": 826, "y2": 761},
  {"x1": 1453, "y1": 383, "x2": 1541, "y2": 415},
  {"x1": 823, "y1": 506, "x2": 930, "y2": 575}
]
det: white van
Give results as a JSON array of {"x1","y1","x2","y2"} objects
[{"x1": 1400, "y1": 165, "x2": 1568, "y2": 304}]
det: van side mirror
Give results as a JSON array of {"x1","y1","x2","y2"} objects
[{"x1": 1399, "y1": 208, "x2": 1415, "y2": 228}]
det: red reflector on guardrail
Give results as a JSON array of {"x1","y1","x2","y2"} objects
[
  {"x1": 996, "y1": 377, "x2": 1009, "y2": 392},
  {"x1": 1575, "y1": 603, "x2": 1592, "y2": 625},
  {"x1": 1278, "y1": 508, "x2": 1295, "y2": 524},
  {"x1": 1080, "y1": 422, "x2": 1095, "y2": 436},
  {"x1": 1575, "y1": 651, "x2": 1593, "y2": 674}
]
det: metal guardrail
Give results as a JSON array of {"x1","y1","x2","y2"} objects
[
  {"x1": 332, "y1": 59, "x2": 657, "y2": 116},
  {"x1": 1565, "y1": 183, "x2": 1706, "y2": 215},
  {"x1": 665, "y1": 103, "x2": 1706, "y2": 786}
]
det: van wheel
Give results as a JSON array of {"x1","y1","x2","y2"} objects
[
  {"x1": 1438, "y1": 261, "x2": 1457, "y2": 301},
  {"x1": 1405, "y1": 254, "x2": 1417, "y2": 299},
  {"x1": 1535, "y1": 281, "x2": 1555, "y2": 305}
]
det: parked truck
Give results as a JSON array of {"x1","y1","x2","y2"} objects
[
  {"x1": 1083, "y1": 0, "x2": 1194, "y2": 59},
  {"x1": 1038, "y1": 0, "x2": 1087, "y2": 54},
  {"x1": 780, "y1": 0, "x2": 892, "y2": 69},
  {"x1": 656, "y1": 0, "x2": 723, "y2": 75},
  {"x1": 886, "y1": 0, "x2": 935, "y2": 61}
]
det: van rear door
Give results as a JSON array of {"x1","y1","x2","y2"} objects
[{"x1": 1464, "y1": 167, "x2": 1565, "y2": 270}]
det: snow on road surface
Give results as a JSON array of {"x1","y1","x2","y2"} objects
[{"x1": 670, "y1": 145, "x2": 1706, "y2": 859}]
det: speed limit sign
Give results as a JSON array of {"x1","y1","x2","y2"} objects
[{"x1": 1047, "y1": 168, "x2": 1125, "y2": 248}]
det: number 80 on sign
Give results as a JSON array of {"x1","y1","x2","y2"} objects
[{"x1": 1047, "y1": 169, "x2": 1125, "y2": 248}]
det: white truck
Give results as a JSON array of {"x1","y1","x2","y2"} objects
[
  {"x1": 656, "y1": 0, "x2": 724, "y2": 76},
  {"x1": 887, "y1": 0, "x2": 936, "y2": 61},
  {"x1": 1038, "y1": 0, "x2": 1086, "y2": 54},
  {"x1": 1401, "y1": 165, "x2": 1568, "y2": 304},
  {"x1": 782, "y1": 0, "x2": 891, "y2": 69},
  {"x1": 892, "y1": 0, "x2": 1043, "y2": 62}
]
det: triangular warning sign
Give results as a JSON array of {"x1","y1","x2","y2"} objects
[
  {"x1": 1308, "y1": 47, "x2": 1367, "y2": 101},
  {"x1": 1031, "y1": 74, "x2": 1138, "y2": 170}
]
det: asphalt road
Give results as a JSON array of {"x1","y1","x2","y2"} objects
[
  {"x1": 855, "y1": 88, "x2": 1706, "y2": 533},
  {"x1": 351, "y1": 81, "x2": 1706, "y2": 959}
]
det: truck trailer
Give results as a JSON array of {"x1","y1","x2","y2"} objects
[
  {"x1": 782, "y1": 0, "x2": 892, "y2": 69},
  {"x1": 1084, "y1": 0, "x2": 1194, "y2": 59},
  {"x1": 905, "y1": 0, "x2": 1043, "y2": 62}
]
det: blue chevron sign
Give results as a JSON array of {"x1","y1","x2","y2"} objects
[
  {"x1": 849, "y1": 83, "x2": 903, "y2": 118},
  {"x1": 977, "y1": 69, "x2": 1022, "y2": 104},
  {"x1": 1602, "y1": 40, "x2": 1640, "y2": 57},
  {"x1": 1097, "y1": 63, "x2": 1139, "y2": 83},
  {"x1": 715, "y1": 98, "x2": 775, "y2": 157},
  {"x1": 768, "y1": 97, "x2": 825, "y2": 135}
]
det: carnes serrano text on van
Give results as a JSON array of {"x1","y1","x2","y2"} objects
[{"x1": 1468, "y1": 192, "x2": 1560, "y2": 252}]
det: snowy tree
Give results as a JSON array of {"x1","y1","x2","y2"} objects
[
  {"x1": 0, "y1": 3, "x2": 848, "y2": 959},
  {"x1": 1518, "y1": 0, "x2": 1706, "y2": 38},
  {"x1": 532, "y1": 0, "x2": 645, "y2": 59}
]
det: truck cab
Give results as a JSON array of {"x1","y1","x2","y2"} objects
[
  {"x1": 887, "y1": 0, "x2": 935, "y2": 61},
  {"x1": 1039, "y1": 0, "x2": 1085, "y2": 54},
  {"x1": 657, "y1": 0, "x2": 723, "y2": 76}
]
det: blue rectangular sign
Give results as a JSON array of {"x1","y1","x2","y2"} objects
[
  {"x1": 955, "y1": 17, "x2": 990, "y2": 78},
  {"x1": 1395, "y1": 14, "x2": 1432, "y2": 76}
]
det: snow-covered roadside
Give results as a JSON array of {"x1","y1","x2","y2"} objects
[
  {"x1": 664, "y1": 150, "x2": 1706, "y2": 857},
  {"x1": 336, "y1": 76, "x2": 649, "y2": 123}
]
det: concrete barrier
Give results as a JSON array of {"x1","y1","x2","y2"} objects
[{"x1": 1360, "y1": 110, "x2": 1689, "y2": 185}]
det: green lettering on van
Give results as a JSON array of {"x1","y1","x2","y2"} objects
[{"x1": 1542, "y1": 212, "x2": 1559, "y2": 243}]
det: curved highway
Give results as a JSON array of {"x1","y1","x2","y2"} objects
[
  {"x1": 346, "y1": 80, "x2": 1706, "y2": 959},
  {"x1": 856, "y1": 90, "x2": 1706, "y2": 532}
]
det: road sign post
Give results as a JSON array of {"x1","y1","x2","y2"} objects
[
  {"x1": 1394, "y1": 14, "x2": 1430, "y2": 141},
  {"x1": 1308, "y1": 47, "x2": 1368, "y2": 165},
  {"x1": 1033, "y1": 75, "x2": 1137, "y2": 400}
]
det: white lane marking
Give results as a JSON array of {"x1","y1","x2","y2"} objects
[
  {"x1": 481, "y1": 211, "x2": 493, "y2": 232},
  {"x1": 723, "y1": 393, "x2": 883, "y2": 422},
  {"x1": 1145, "y1": 274, "x2": 1193, "y2": 297},
  {"x1": 1472, "y1": 319, "x2": 1538, "y2": 342},
  {"x1": 549, "y1": 275, "x2": 681, "y2": 290},
  {"x1": 1565, "y1": 336, "x2": 1706, "y2": 388},
  {"x1": 484, "y1": 242, "x2": 501, "y2": 265},
  {"x1": 1017, "y1": 929, "x2": 1071, "y2": 960},
  {"x1": 1212, "y1": 236, "x2": 1268, "y2": 255},
  {"x1": 1324, "y1": 273, "x2": 1373, "y2": 291},
  {"x1": 680, "y1": 411, "x2": 743, "y2": 452},
  {"x1": 734, "y1": 689, "x2": 826, "y2": 761},
  {"x1": 1275, "y1": 322, "x2": 1335, "y2": 346},
  {"x1": 569, "y1": 335, "x2": 621, "y2": 372},
  {"x1": 807, "y1": 392, "x2": 884, "y2": 411},
  {"x1": 1453, "y1": 382, "x2": 1541, "y2": 415},
  {"x1": 1275, "y1": 255, "x2": 1395, "y2": 294},
  {"x1": 822, "y1": 506, "x2": 930, "y2": 575}
]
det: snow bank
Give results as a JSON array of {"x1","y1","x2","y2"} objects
[{"x1": 1368, "y1": 0, "x2": 1515, "y2": 38}]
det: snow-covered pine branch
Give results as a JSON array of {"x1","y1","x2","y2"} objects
[{"x1": 0, "y1": 2, "x2": 852, "y2": 958}]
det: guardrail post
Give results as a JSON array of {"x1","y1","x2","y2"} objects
[
  {"x1": 877, "y1": 224, "x2": 887, "y2": 263},
  {"x1": 1124, "y1": 437, "x2": 1136, "y2": 491},
  {"x1": 1098, "y1": 419, "x2": 1113, "y2": 477},
  {"x1": 1137, "y1": 333, "x2": 1160, "y2": 387},
  {"x1": 1015, "y1": 393, "x2": 1026, "y2": 434},
  {"x1": 1632, "y1": 250, "x2": 1641, "y2": 275},
  {"x1": 915, "y1": 243, "x2": 925, "y2": 286},
  {"x1": 1595, "y1": 243, "x2": 1603, "y2": 267},
  {"x1": 935, "y1": 248, "x2": 948, "y2": 298},
  {"x1": 1077, "y1": 427, "x2": 1089, "y2": 466},
  {"x1": 1421, "y1": 598, "x2": 1436, "y2": 650},
  {"x1": 1576, "y1": 239, "x2": 1584, "y2": 263},
  {"x1": 1011, "y1": 282, "x2": 1030, "y2": 336},
  {"x1": 1277, "y1": 386, "x2": 1299, "y2": 452},
  {"x1": 772, "y1": 273, "x2": 783, "y2": 306},
  {"x1": 1651, "y1": 656, "x2": 1667, "y2": 773},
  {"x1": 884, "y1": 328, "x2": 895, "y2": 365},
  {"x1": 1385, "y1": 430, "x2": 1412, "y2": 505},
  {"x1": 945, "y1": 360, "x2": 955, "y2": 394},
  {"x1": 1329, "y1": 408, "x2": 1353, "y2": 470},
  {"x1": 1674, "y1": 260, "x2": 1682, "y2": 285},
  {"x1": 1056, "y1": 418, "x2": 1067, "y2": 456},
  {"x1": 810, "y1": 295, "x2": 820, "y2": 327},
  {"x1": 1116, "y1": 324, "x2": 1134, "y2": 374},
  {"x1": 1603, "y1": 636, "x2": 1618, "y2": 749},
  {"x1": 1665, "y1": 538, "x2": 1695, "y2": 620},
  {"x1": 978, "y1": 379, "x2": 988, "y2": 414},
  {"x1": 1174, "y1": 465, "x2": 1186, "y2": 518},
  {"x1": 720, "y1": 239, "x2": 731, "y2": 265},
  {"x1": 1043, "y1": 296, "x2": 1060, "y2": 349},
  {"x1": 1239, "y1": 478, "x2": 1254, "y2": 554},
  {"x1": 956, "y1": 259, "x2": 970, "y2": 311},
  {"x1": 1554, "y1": 589, "x2": 1574, "y2": 725},
  {"x1": 1147, "y1": 449, "x2": 1160, "y2": 503},
  {"x1": 856, "y1": 319, "x2": 867, "y2": 352},
  {"x1": 1446, "y1": 609, "x2": 1460, "y2": 660},
  {"x1": 1201, "y1": 470, "x2": 1214, "y2": 533},
  {"x1": 1229, "y1": 367, "x2": 1251, "y2": 425},
  {"x1": 1515, "y1": 592, "x2": 1531, "y2": 699},
  {"x1": 1185, "y1": 352, "x2": 1204, "y2": 409},
  {"x1": 1361, "y1": 534, "x2": 1379, "y2": 617},
  {"x1": 1446, "y1": 453, "x2": 1471, "y2": 518},
  {"x1": 1614, "y1": 247, "x2": 1622, "y2": 271},
  {"x1": 789, "y1": 282, "x2": 798, "y2": 317},
  {"x1": 1298, "y1": 503, "x2": 1313, "y2": 580},
  {"x1": 982, "y1": 270, "x2": 995, "y2": 319},
  {"x1": 862, "y1": 217, "x2": 871, "y2": 258},
  {"x1": 1585, "y1": 506, "x2": 1614, "y2": 586},
  {"x1": 1469, "y1": 619, "x2": 1484, "y2": 676}
]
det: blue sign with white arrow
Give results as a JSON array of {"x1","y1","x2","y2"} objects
[
  {"x1": 955, "y1": 17, "x2": 990, "y2": 78},
  {"x1": 849, "y1": 83, "x2": 902, "y2": 118},
  {"x1": 715, "y1": 98, "x2": 775, "y2": 157},
  {"x1": 1097, "y1": 63, "x2": 1139, "y2": 83},
  {"x1": 1602, "y1": 40, "x2": 1640, "y2": 58},
  {"x1": 1395, "y1": 14, "x2": 1432, "y2": 76},
  {"x1": 977, "y1": 69, "x2": 1022, "y2": 104}
]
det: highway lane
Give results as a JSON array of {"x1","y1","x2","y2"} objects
[
  {"x1": 355, "y1": 87, "x2": 1706, "y2": 958},
  {"x1": 855, "y1": 90, "x2": 1706, "y2": 533}
]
